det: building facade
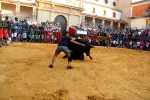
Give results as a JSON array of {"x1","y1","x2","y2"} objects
[
  {"x1": 82, "y1": 0, "x2": 125, "y2": 31},
  {"x1": 0, "y1": 0, "x2": 128, "y2": 34},
  {"x1": 116, "y1": 0, "x2": 132, "y2": 26},
  {"x1": 129, "y1": 0, "x2": 150, "y2": 29}
]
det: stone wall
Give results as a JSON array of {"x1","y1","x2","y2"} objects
[{"x1": 37, "y1": 9, "x2": 51, "y2": 22}]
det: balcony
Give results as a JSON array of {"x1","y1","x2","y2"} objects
[{"x1": 128, "y1": 9, "x2": 150, "y2": 19}]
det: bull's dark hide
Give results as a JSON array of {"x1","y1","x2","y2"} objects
[
  {"x1": 64, "y1": 39, "x2": 93, "y2": 62},
  {"x1": 68, "y1": 46, "x2": 85, "y2": 62}
]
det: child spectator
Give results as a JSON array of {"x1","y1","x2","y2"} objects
[{"x1": 32, "y1": 34, "x2": 35, "y2": 43}]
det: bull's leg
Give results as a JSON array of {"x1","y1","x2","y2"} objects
[
  {"x1": 88, "y1": 51, "x2": 93, "y2": 60},
  {"x1": 87, "y1": 50, "x2": 93, "y2": 60},
  {"x1": 89, "y1": 56, "x2": 93, "y2": 60},
  {"x1": 63, "y1": 55, "x2": 68, "y2": 59}
]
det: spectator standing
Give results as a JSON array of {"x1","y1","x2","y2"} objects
[
  {"x1": 41, "y1": 34, "x2": 44, "y2": 43},
  {"x1": 129, "y1": 40, "x2": 133, "y2": 49},
  {"x1": 8, "y1": 30, "x2": 13, "y2": 44},
  {"x1": 11, "y1": 32, "x2": 14, "y2": 43},
  {"x1": 17, "y1": 33, "x2": 21, "y2": 42},
  {"x1": 51, "y1": 34, "x2": 54, "y2": 43},
  {"x1": 13, "y1": 31, "x2": 17, "y2": 42},
  {"x1": 106, "y1": 33, "x2": 111, "y2": 48},
  {"x1": 146, "y1": 41, "x2": 149, "y2": 51},
  {"x1": 119, "y1": 40, "x2": 123, "y2": 48},
  {"x1": 116, "y1": 40, "x2": 118, "y2": 47},
  {"x1": 0, "y1": 28, "x2": 3, "y2": 47},
  {"x1": 32, "y1": 34, "x2": 35, "y2": 43},
  {"x1": 54, "y1": 36, "x2": 57, "y2": 43},
  {"x1": 133, "y1": 41, "x2": 136, "y2": 50},
  {"x1": 2, "y1": 29, "x2": 8, "y2": 46},
  {"x1": 140, "y1": 40, "x2": 144, "y2": 52},
  {"x1": 29, "y1": 33, "x2": 33, "y2": 43},
  {"x1": 35, "y1": 34, "x2": 39, "y2": 42},
  {"x1": 136, "y1": 40, "x2": 140, "y2": 51},
  {"x1": 22, "y1": 31, "x2": 27, "y2": 44},
  {"x1": 112, "y1": 40, "x2": 116, "y2": 47}
]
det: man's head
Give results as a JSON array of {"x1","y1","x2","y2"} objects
[{"x1": 65, "y1": 33, "x2": 69, "y2": 37}]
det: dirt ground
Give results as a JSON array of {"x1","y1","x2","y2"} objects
[{"x1": 0, "y1": 43, "x2": 150, "y2": 100}]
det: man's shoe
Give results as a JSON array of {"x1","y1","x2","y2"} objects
[
  {"x1": 49, "y1": 64, "x2": 53, "y2": 68},
  {"x1": 67, "y1": 65, "x2": 73, "y2": 69}
]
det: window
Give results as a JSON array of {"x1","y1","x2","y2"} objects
[
  {"x1": 104, "y1": 0, "x2": 108, "y2": 4},
  {"x1": 146, "y1": 19, "x2": 150, "y2": 28},
  {"x1": 113, "y1": 12, "x2": 116, "y2": 18},
  {"x1": 92, "y1": 7, "x2": 95, "y2": 13},
  {"x1": 113, "y1": 2, "x2": 116, "y2": 6},
  {"x1": 103, "y1": 10, "x2": 106, "y2": 15},
  {"x1": 147, "y1": 19, "x2": 150, "y2": 24}
]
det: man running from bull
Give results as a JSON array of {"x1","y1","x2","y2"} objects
[{"x1": 49, "y1": 32, "x2": 85, "y2": 69}]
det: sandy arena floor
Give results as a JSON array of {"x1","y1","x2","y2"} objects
[{"x1": 0, "y1": 43, "x2": 150, "y2": 100}]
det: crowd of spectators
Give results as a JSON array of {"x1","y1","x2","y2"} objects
[
  {"x1": 69, "y1": 24, "x2": 150, "y2": 51},
  {"x1": 0, "y1": 16, "x2": 61, "y2": 47},
  {"x1": 0, "y1": 15, "x2": 150, "y2": 51}
]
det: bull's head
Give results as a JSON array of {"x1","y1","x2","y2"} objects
[{"x1": 84, "y1": 44, "x2": 94, "y2": 60}]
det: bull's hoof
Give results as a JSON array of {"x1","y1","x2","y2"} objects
[
  {"x1": 90, "y1": 57, "x2": 93, "y2": 60},
  {"x1": 67, "y1": 65, "x2": 73, "y2": 69}
]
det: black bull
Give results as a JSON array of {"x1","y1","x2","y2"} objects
[{"x1": 63, "y1": 39, "x2": 94, "y2": 62}]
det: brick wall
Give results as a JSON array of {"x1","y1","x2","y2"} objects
[{"x1": 132, "y1": 3, "x2": 150, "y2": 17}]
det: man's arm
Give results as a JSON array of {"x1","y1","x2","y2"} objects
[{"x1": 70, "y1": 40, "x2": 85, "y2": 47}]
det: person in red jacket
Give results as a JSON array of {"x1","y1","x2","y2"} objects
[
  {"x1": 0, "y1": 28, "x2": 3, "y2": 47},
  {"x1": 140, "y1": 40, "x2": 144, "y2": 52},
  {"x1": 3, "y1": 28, "x2": 8, "y2": 46}
]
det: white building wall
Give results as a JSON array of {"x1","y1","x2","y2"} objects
[
  {"x1": 37, "y1": 10, "x2": 51, "y2": 22},
  {"x1": 83, "y1": 0, "x2": 117, "y2": 9},
  {"x1": 82, "y1": 2, "x2": 121, "y2": 20},
  {"x1": 69, "y1": 15, "x2": 80, "y2": 26},
  {"x1": 131, "y1": 18, "x2": 146, "y2": 29},
  {"x1": 12, "y1": 0, "x2": 36, "y2": 3},
  {"x1": 132, "y1": 0, "x2": 143, "y2": 3},
  {"x1": 51, "y1": 0, "x2": 80, "y2": 7}
]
